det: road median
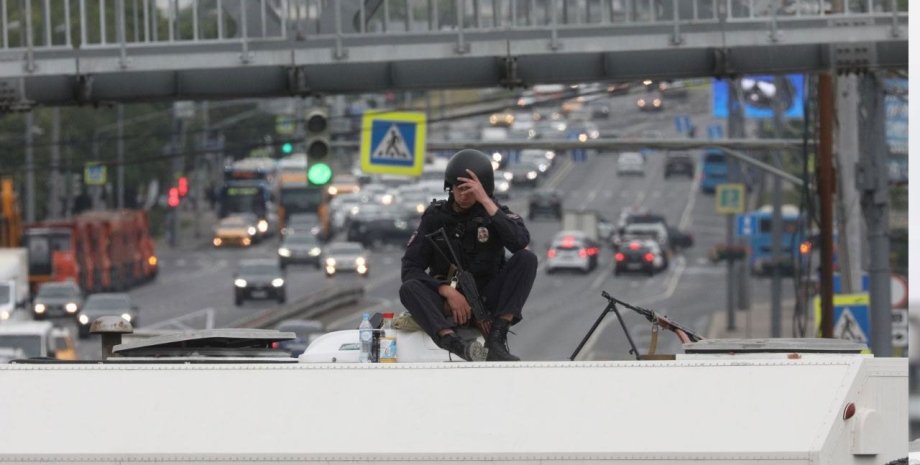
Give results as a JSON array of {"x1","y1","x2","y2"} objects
[{"x1": 230, "y1": 283, "x2": 365, "y2": 329}]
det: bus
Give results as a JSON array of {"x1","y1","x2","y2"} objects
[
  {"x1": 735, "y1": 205, "x2": 804, "y2": 276},
  {"x1": 219, "y1": 159, "x2": 279, "y2": 238},
  {"x1": 700, "y1": 148, "x2": 729, "y2": 194}
]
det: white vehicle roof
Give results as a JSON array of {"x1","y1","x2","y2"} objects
[
  {"x1": 0, "y1": 321, "x2": 53, "y2": 336},
  {"x1": 618, "y1": 152, "x2": 644, "y2": 163}
]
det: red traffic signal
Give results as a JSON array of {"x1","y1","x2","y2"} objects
[
  {"x1": 177, "y1": 176, "x2": 189, "y2": 197},
  {"x1": 167, "y1": 187, "x2": 180, "y2": 208}
]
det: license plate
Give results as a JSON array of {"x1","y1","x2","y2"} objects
[
  {"x1": 251, "y1": 290, "x2": 267, "y2": 298},
  {"x1": 626, "y1": 263, "x2": 641, "y2": 270}
]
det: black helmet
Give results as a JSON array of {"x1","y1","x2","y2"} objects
[{"x1": 444, "y1": 149, "x2": 494, "y2": 196}]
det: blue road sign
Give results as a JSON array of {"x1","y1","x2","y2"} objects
[
  {"x1": 712, "y1": 75, "x2": 805, "y2": 119},
  {"x1": 735, "y1": 213, "x2": 754, "y2": 237},
  {"x1": 707, "y1": 124, "x2": 724, "y2": 140},
  {"x1": 360, "y1": 111, "x2": 426, "y2": 176}
]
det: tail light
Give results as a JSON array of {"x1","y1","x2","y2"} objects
[
  {"x1": 644, "y1": 253, "x2": 655, "y2": 263},
  {"x1": 587, "y1": 247, "x2": 599, "y2": 256},
  {"x1": 547, "y1": 249, "x2": 557, "y2": 258},
  {"x1": 271, "y1": 342, "x2": 280, "y2": 349},
  {"x1": 578, "y1": 248, "x2": 588, "y2": 258},
  {"x1": 615, "y1": 252, "x2": 625, "y2": 262}
]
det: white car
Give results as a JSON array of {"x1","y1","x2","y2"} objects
[
  {"x1": 622, "y1": 222, "x2": 670, "y2": 253},
  {"x1": 545, "y1": 231, "x2": 600, "y2": 274},
  {"x1": 617, "y1": 152, "x2": 646, "y2": 176},
  {"x1": 322, "y1": 242, "x2": 370, "y2": 278}
]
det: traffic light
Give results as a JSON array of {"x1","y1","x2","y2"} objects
[
  {"x1": 167, "y1": 187, "x2": 180, "y2": 208},
  {"x1": 177, "y1": 176, "x2": 189, "y2": 197},
  {"x1": 305, "y1": 108, "x2": 331, "y2": 185},
  {"x1": 281, "y1": 142, "x2": 294, "y2": 154}
]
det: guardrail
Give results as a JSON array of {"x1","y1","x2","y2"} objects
[
  {"x1": 230, "y1": 282, "x2": 365, "y2": 329},
  {"x1": 0, "y1": 0, "x2": 906, "y2": 51}
]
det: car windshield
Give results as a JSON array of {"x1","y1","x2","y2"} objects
[
  {"x1": 221, "y1": 217, "x2": 248, "y2": 227},
  {"x1": 0, "y1": 284, "x2": 10, "y2": 305},
  {"x1": 86, "y1": 296, "x2": 131, "y2": 310},
  {"x1": 284, "y1": 235, "x2": 317, "y2": 245},
  {"x1": 38, "y1": 284, "x2": 76, "y2": 297},
  {"x1": 240, "y1": 264, "x2": 279, "y2": 275},
  {"x1": 327, "y1": 243, "x2": 364, "y2": 254}
]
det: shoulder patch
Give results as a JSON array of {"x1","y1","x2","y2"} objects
[{"x1": 406, "y1": 230, "x2": 418, "y2": 247}]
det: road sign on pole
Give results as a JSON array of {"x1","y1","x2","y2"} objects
[
  {"x1": 84, "y1": 162, "x2": 107, "y2": 186},
  {"x1": 360, "y1": 111, "x2": 426, "y2": 176},
  {"x1": 813, "y1": 293, "x2": 871, "y2": 346},
  {"x1": 715, "y1": 184, "x2": 745, "y2": 214}
]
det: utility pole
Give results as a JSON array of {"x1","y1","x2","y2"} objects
[
  {"x1": 769, "y1": 75, "x2": 787, "y2": 338},
  {"x1": 857, "y1": 72, "x2": 892, "y2": 356},
  {"x1": 817, "y1": 74, "x2": 835, "y2": 339},
  {"x1": 48, "y1": 107, "x2": 62, "y2": 218},
  {"x1": 835, "y1": 75, "x2": 863, "y2": 294},
  {"x1": 725, "y1": 79, "x2": 746, "y2": 331},
  {"x1": 24, "y1": 112, "x2": 35, "y2": 223}
]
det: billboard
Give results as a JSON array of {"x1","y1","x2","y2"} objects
[{"x1": 712, "y1": 75, "x2": 805, "y2": 119}]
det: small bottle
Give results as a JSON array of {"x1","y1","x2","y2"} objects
[
  {"x1": 378, "y1": 312, "x2": 397, "y2": 363},
  {"x1": 358, "y1": 312, "x2": 373, "y2": 363}
]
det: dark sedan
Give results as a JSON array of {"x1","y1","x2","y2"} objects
[
  {"x1": 278, "y1": 233, "x2": 323, "y2": 269},
  {"x1": 664, "y1": 152, "x2": 695, "y2": 179},
  {"x1": 346, "y1": 215, "x2": 416, "y2": 249},
  {"x1": 527, "y1": 189, "x2": 563, "y2": 220},
  {"x1": 234, "y1": 259, "x2": 286, "y2": 306},
  {"x1": 77, "y1": 293, "x2": 138, "y2": 338}
]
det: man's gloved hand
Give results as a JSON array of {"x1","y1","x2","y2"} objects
[{"x1": 439, "y1": 284, "x2": 471, "y2": 325}]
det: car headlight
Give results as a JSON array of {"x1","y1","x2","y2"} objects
[
  {"x1": 355, "y1": 257, "x2": 366, "y2": 266},
  {"x1": 242, "y1": 237, "x2": 251, "y2": 246},
  {"x1": 247, "y1": 226, "x2": 257, "y2": 236},
  {"x1": 213, "y1": 237, "x2": 222, "y2": 246},
  {"x1": 121, "y1": 313, "x2": 132, "y2": 323},
  {"x1": 526, "y1": 171, "x2": 538, "y2": 180},
  {"x1": 489, "y1": 115, "x2": 498, "y2": 124},
  {"x1": 638, "y1": 98, "x2": 646, "y2": 107},
  {"x1": 590, "y1": 130, "x2": 600, "y2": 139},
  {"x1": 328, "y1": 186, "x2": 338, "y2": 196},
  {"x1": 350, "y1": 206, "x2": 360, "y2": 216},
  {"x1": 497, "y1": 181, "x2": 510, "y2": 192},
  {"x1": 492, "y1": 152, "x2": 502, "y2": 162},
  {"x1": 309, "y1": 247, "x2": 321, "y2": 256},
  {"x1": 0, "y1": 310, "x2": 9, "y2": 320},
  {"x1": 257, "y1": 220, "x2": 269, "y2": 233},
  {"x1": 65, "y1": 302, "x2": 78, "y2": 313},
  {"x1": 278, "y1": 247, "x2": 292, "y2": 257},
  {"x1": 491, "y1": 160, "x2": 500, "y2": 171},
  {"x1": 415, "y1": 203, "x2": 425, "y2": 214},
  {"x1": 545, "y1": 151, "x2": 556, "y2": 161},
  {"x1": 538, "y1": 164, "x2": 548, "y2": 173},
  {"x1": 148, "y1": 256, "x2": 158, "y2": 266},
  {"x1": 381, "y1": 194, "x2": 394, "y2": 205},
  {"x1": 271, "y1": 278, "x2": 285, "y2": 288},
  {"x1": 234, "y1": 278, "x2": 248, "y2": 288},
  {"x1": 357, "y1": 265, "x2": 368, "y2": 274},
  {"x1": 502, "y1": 172, "x2": 514, "y2": 181},
  {"x1": 34, "y1": 304, "x2": 45, "y2": 314},
  {"x1": 326, "y1": 258, "x2": 336, "y2": 266},
  {"x1": 78, "y1": 314, "x2": 89, "y2": 325},
  {"x1": 578, "y1": 133, "x2": 588, "y2": 142},
  {"x1": 653, "y1": 99, "x2": 662, "y2": 107}
]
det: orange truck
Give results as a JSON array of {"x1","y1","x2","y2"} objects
[{"x1": 23, "y1": 210, "x2": 158, "y2": 294}]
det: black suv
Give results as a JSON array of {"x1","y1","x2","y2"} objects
[
  {"x1": 664, "y1": 152, "x2": 695, "y2": 179},
  {"x1": 527, "y1": 189, "x2": 562, "y2": 220}
]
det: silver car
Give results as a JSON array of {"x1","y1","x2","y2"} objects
[
  {"x1": 32, "y1": 281, "x2": 83, "y2": 320},
  {"x1": 545, "y1": 231, "x2": 600, "y2": 274},
  {"x1": 322, "y1": 242, "x2": 369, "y2": 278}
]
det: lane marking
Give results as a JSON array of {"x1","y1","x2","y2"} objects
[{"x1": 678, "y1": 175, "x2": 700, "y2": 230}]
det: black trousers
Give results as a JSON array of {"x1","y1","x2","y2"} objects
[{"x1": 399, "y1": 250, "x2": 538, "y2": 338}]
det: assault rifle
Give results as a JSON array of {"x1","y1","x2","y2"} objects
[{"x1": 425, "y1": 228, "x2": 491, "y2": 323}]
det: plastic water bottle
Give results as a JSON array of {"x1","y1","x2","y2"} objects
[
  {"x1": 378, "y1": 312, "x2": 397, "y2": 363},
  {"x1": 358, "y1": 313, "x2": 373, "y2": 363}
]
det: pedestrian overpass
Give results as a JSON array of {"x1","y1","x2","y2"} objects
[{"x1": 0, "y1": 0, "x2": 907, "y2": 108}]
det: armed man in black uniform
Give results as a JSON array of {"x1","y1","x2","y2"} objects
[{"x1": 400, "y1": 149, "x2": 537, "y2": 361}]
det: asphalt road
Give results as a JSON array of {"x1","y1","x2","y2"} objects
[{"x1": 73, "y1": 84, "x2": 795, "y2": 361}]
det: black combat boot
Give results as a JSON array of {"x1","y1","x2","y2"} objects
[
  {"x1": 486, "y1": 318, "x2": 520, "y2": 361},
  {"x1": 436, "y1": 332, "x2": 486, "y2": 361}
]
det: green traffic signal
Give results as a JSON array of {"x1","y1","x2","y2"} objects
[
  {"x1": 308, "y1": 163, "x2": 333, "y2": 185},
  {"x1": 281, "y1": 142, "x2": 294, "y2": 154}
]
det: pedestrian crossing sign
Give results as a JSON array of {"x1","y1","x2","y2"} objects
[
  {"x1": 84, "y1": 162, "x2": 107, "y2": 186},
  {"x1": 360, "y1": 111, "x2": 426, "y2": 176},
  {"x1": 813, "y1": 293, "x2": 872, "y2": 347}
]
